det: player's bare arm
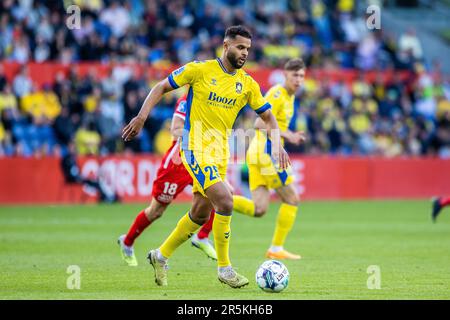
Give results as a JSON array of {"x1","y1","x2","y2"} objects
[
  {"x1": 122, "y1": 78, "x2": 174, "y2": 141},
  {"x1": 254, "y1": 117, "x2": 306, "y2": 146},
  {"x1": 258, "y1": 110, "x2": 290, "y2": 170},
  {"x1": 170, "y1": 114, "x2": 185, "y2": 139}
]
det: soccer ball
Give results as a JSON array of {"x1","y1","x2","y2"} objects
[{"x1": 255, "y1": 260, "x2": 289, "y2": 293}]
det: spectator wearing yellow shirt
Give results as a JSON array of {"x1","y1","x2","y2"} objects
[
  {"x1": 21, "y1": 85, "x2": 62, "y2": 121},
  {"x1": 0, "y1": 121, "x2": 5, "y2": 144},
  {"x1": 83, "y1": 87, "x2": 101, "y2": 113},
  {"x1": 373, "y1": 74, "x2": 386, "y2": 102},
  {"x1": 0, "y1": 119, "x2": 14, "y2": 157},
  {"x1": 72, "y1": 0, "x2": 104, "y2": 12},
  {"x1": 263, "y1": 45, "x2": 302, "y2": 65},
  {"x1": 352, "y1": 74, "x2": 372, "y2": 98},
  {"x1": 74, "y1": 120, "x2": 101, "y2": 156},
  {"x1": 0, "y1": 85, "x2": 18, "y2": 115},
  {"x1": 317, "y1": 96, "x2": 336, "y2": 117},
  {"x1": 154, "y1": 119, "x2": 172, "y2": 156},
  {"x1": 349, "y1": 107, "x2": 375, "y2": 154},
  {"x1": 40, "y1": 85, "x2": 62, "y2": 120},
  {"x1": 337, "y1": 0, "x2": 354, "y2": 14},
  {"x1": 352, "y1": 95, "x2": 378, "y2": 115},
  {"x1": 436, "y1": 95, "x2": 450, "y2": 119},
  {"x1": 303, "y1": 77, "x2": 320, "y2": 95},
  {"x1": 0, "y1": 85, "x2": 20, "y2": 143},
  {"x1": 349, "y1": 110, "x2": 372, "y2": 135},
  {"x1": 374, "y1": 133, "x2": 404, "y2": 157}
]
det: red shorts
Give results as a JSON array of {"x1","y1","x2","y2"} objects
[{"x1": 152, "y1": 140, "x2": 193, "y2": 204}]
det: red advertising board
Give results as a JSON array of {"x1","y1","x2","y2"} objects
[{"x1": 0, "y1": 156, "x2": 449, "y2": 204}]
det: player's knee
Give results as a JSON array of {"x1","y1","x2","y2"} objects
[
  {"x1": 215, "y1": 195, "x2": 234, "y2": 214},
  {"x1": 254, "y1": 205, "x2": 268, "y2": 217},
  {"x1": 144, "y1": 206, "x2": 152, "y2": 218},
  {"x1": 194, "y1": 215, "x2": 209, "y2": 225},
  {"x1": 284, "y1": 193, "x2": 300, "y2": 207},
  {"x1": 152, "y1": 209, "x2": 164, "y2": 220},
  {"x1": 144, "y1": 204, "x2": 165, "y2": 221},
  {"x1": 189, "y1": 208, "x2": 210, "y2": 225}
]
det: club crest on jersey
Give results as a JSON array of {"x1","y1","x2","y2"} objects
[
  {"x1": 211, "y1": 78, "x2": 217, "y2": 86},
  {"x1": 235, "y1": 82, "x2": 243, "y2": 94}
]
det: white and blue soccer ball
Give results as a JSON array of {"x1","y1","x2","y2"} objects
[{"x1": 255, "y1": 260, "x2": 289, "y2": 293}]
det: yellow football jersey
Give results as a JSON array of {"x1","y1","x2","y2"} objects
[
  {"x1": 251, "y1": 84, "x2": 295, "y2": 148},
  {"x1": 168, "y1": 58, "x2": 270, "y2": 161},
  {"x1": 246, "y1": 84, "x2": 296, "y2": 191},
  {"x1": 265, "y1": 84, "x2": 295, "y2": 134}
]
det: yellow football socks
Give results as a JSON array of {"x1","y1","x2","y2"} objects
[
  {"x1": 271, "y1": 203, "x2": 298, "y2": 247},
  {"x1": 213, "y1": 212, "x2": 232, "y2": 267},
  {"x1": 233, "y1": 195, "x2": 255, "y2": 217},
  {"x1": 159, "y1": 212, "x2": 201, "y2": 258}
]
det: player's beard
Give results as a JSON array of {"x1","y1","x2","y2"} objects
[{"x1": 227, "y1": 51, "x2": 245, "y2": 69}]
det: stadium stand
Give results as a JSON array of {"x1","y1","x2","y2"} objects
[{"x1": 0, "y1": 0, "x2": 448, "y2": 158}]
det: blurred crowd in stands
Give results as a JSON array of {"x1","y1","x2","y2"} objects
[
  {"x1": 0, "y1": 0, "x2": 449, "y2": 158},
  {"x1": 0, "y1": 0, "x2": 435, "y2": 69}
]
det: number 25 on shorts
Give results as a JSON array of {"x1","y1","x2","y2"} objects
[{"x1": 204, "y1": 166, "x2": 219, "y2": 181}]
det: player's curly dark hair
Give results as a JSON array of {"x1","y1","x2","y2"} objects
[{"x1": 225, "y1": 25, "x2": 252, "y2": 40}]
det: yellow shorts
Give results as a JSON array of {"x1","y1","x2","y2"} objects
[
  {"x1": 181, "y1": 149, "x2": 227, "y2": 197},
  {"x1": 246, "y1": 135, "x2": 294, "y2": 192}
]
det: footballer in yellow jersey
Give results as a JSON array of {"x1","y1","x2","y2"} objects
[
  {"x1": 246, "y1": 83, "x2": 297, "y2": 190},
  {"x1": 122, "y1": 26, "x2": 290, "y2": 289},
  {"x1": 233, "y1": 58, "x2": 307, "y2": 260},
  {"x1": 167, "y1": 58, "x2": 271, "y2": 197}
]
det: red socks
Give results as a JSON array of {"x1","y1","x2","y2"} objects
[
  {"x1": 124, "y1": 210, "x2": 151, "y2": 246},
  {"x1": 440, "y1": 197, "x2": 450, "y2": 207},
  {"x1": 124, "y1": 209, "x2": 215, "y2": 245},
  {"x1": 197, "y1": 210, "x2": 215, "y2": 239}
]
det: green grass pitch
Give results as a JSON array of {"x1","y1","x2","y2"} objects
[{"x1": 1, "y1": 200, "x2": 449, "y2": 300}]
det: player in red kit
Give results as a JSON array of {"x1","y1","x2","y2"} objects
[
  {"x1": 432, "y1": 196, "x2": 450, "y2": 222},
  {"x1": 118, "y1": 95, "x2": 218, "y2": 266}
]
